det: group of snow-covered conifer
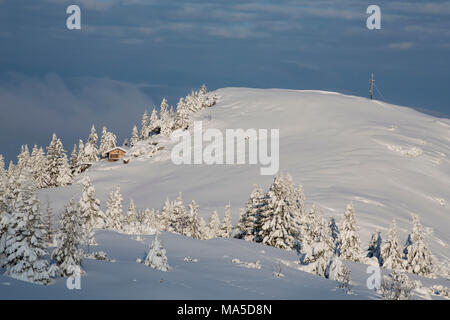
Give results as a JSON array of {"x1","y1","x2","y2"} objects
[
  {"x1": 233, "y1": 173, "x2": 442, "y2": 291},
  {"x1": 0, "y1": 85, "x2": 217, "y2": 283},
  {"x1": 1, "y1": 85, "x2": 216, "y2": 190}
]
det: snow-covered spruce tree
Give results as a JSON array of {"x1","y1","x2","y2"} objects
[
  {"x1": 140, "y1": 110, "x2": 150, "y2": 140},
  {"x1": 338, "y1": 202, "x2": 362, "y2": 262},
  {"x1": 142, "y1": 208, "x2": 158, "y2": 233},
  {"x1": 0, "y1": 154, "x2": 5, "y2": 179},
  {"x1": 84, "y1": 125, "x2": 99, "y2": 163},
  {"x1": 42, "y1": 199, "x2": 55, "y2": 245},
  {"x1": 206, "y1": 210, "x2": 221, "y2": 239},
  {"x1": 0, "y1": 158, "x2": 8, "y2": 267},
  {"x1": 4, "y1": 170, "x2": 51, "y2": 284},
  {"x1": 99, "y1": 127, "x2": 117, "y2": 158},
  {"x1": 79, "y1": 177, "x2": 104, "y2": 245},
  {"x1": 257, "y1": 173, "x2": 304, "y2": 250},
  {"x1": 0, "y1": 156, "x2": 5, "y2": 207},
  {"x1": 298, "y1": 204, "x2": 320, "y2": 251},
  {"x1": 168, "y1": 192, "x2": 188, "y2": 234},
  {"x1": 199, "y1": 216, "x2": 207, "y2": 239},
  {"x1": 141, "y1": 233, "x2": 169, "y2": 271},
  {"x1": 186, "y1": 200, "x2": 203, "y2": 240},
  {"x1": 185, "y1": 93, "x2": 196, "y2": 113},
  {"x1": 159, "y1": 197, "x2": 173, "y2": 231},
  {"x1": 52, "y1": 199, "x2": 84, "y2": 276},
  {"x1": 160, "y1": 98, "x2": 174, "y2": 136},
  {"x1": 235, "y1": 185, "x2": 265, "y2": 241},
  {"x1": 57, "y1": 153, "x2": 73, "y2": 186},
  {"x1": 75, "y1": 139, "x2": 86, "y2": 174},
  {"x1": 16, "y1": 145, "x2": 31, "y2": 175},
  {"x1": 70, "y1": 144, "x2": 78, "y2": 172},
  {"x1": 99, "y1": 126, "x2": 108, "y2": 158},
  {"x1": 104, "y1": 187, "x2": 124, "y2": 231},
  {"x1": 149, "y1": 108, "x2": 160, "y2": 136},
  {"x1": 124, "y1": 199, "x2": 139, "y2": 234},
  {"x1": 30, "y1": 145, "x2": 48, "y2": 188},
  {"x1": 174, "y1": 98, "x2": 191, "y2": 130},
  {"x1": 130, "y1": 125, "x2": 139, "y2": 147},
  {"x1": 105, "y1": 131, "x2": 116, "y2": 152},
  {"x1": 403, "y1": 214, "x2": 434, "y2": 277},
  {"x1": 366, "y1": 230, "x2": 382, "y2": 266},
  {"x1": 299, "y1": 206, "x2": 335, "y2": 276},
  {"x1": 169, "y1": 106, "x2": 175, "y2": 122},
  {"x1": 329, "y1": 216, "x2": 340, "y2": 254},
  {"x1": 219, "y1": 203, "x2": 233, "y2": 238},
  {"x1": 7, "y1": 160, "x2": 14, "y2": 176},
  {"x1": 45, "y1": 133, "x2": 72, "y2": 187},
  {"x1": 380, "y1": 219, "x2": 403, "y2": 270}
]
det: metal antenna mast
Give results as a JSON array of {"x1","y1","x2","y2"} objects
[{"x1": 370, "y1": 73, "x2": 375, "y2": 100}]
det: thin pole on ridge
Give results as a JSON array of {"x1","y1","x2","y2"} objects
[{"x1": 370, "y1": 73, "x2": 375, "y2": 100}]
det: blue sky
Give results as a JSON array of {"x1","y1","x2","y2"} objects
[{"x1": 0, "y1": 0, "x2": 449, "y2": 163}]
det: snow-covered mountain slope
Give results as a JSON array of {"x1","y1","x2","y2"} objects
[
  {"x1": 43, "y1": 88, "x2": 450, "y2": 261},
  {"x1": 3, "y1": 87, "x2": 448, "y2": 299}
]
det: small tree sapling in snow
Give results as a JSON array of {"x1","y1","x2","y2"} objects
[
  {"x1": 325, "y1": 255, "x2": 352, "y2": 293},
  {"x1": 140, "y1": 233, "x2": 170, "y2": 272},
  {"x1": 380, "y1": 271, "x2": 415, "y2": 300}
]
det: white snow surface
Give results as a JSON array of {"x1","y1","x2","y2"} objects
[{"x1": 2, "y1": 87, "x2": 449, "y2": 299}]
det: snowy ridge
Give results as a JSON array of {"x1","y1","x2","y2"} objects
[
  {"x1": 63, "y1": 87, "x2": 449, "y2": 258},
  {"x1": 2, "y1": 87, "x2": 449, "y2": 299}
]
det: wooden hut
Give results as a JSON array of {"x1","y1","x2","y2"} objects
[{"x1": 105, "y1": 147, "x2": 127, "y2": 162}]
